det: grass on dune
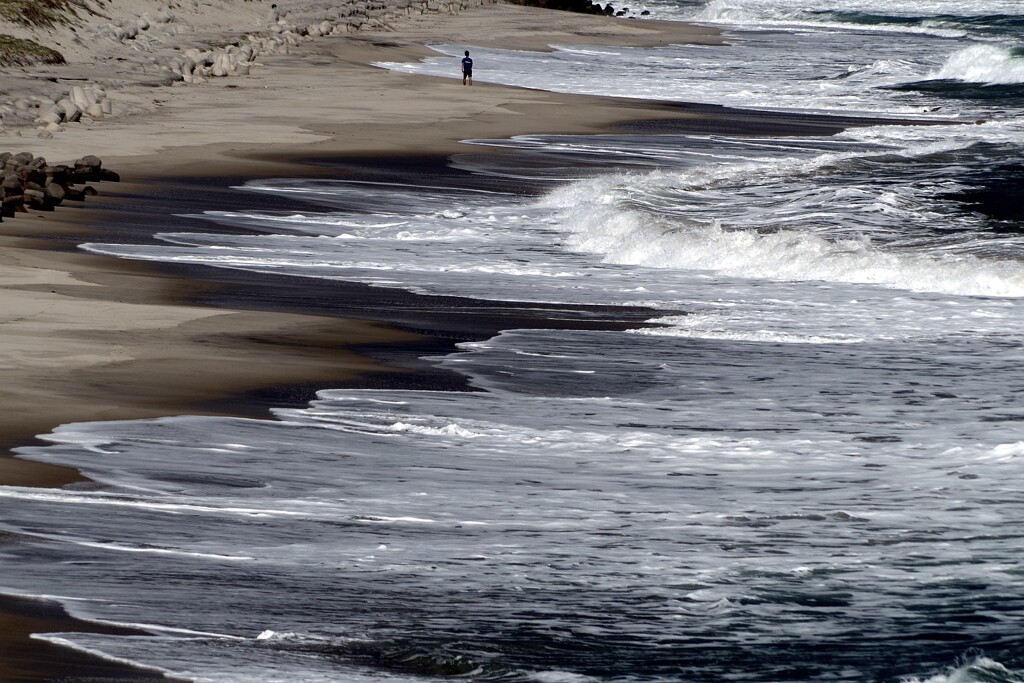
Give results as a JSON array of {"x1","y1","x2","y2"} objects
[
  {"x1": 0, "y1": 0, "x2": 104, "y2": 29},
  {"x1": 0, "y1": 33, "x2": 65, "y2": 65},
  {"x1": 0, "y1": 0, "x2": 106, "y2": 66}
]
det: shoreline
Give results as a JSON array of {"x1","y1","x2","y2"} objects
[
  {"x1": 0, "y1": 92, "x2": 915, "y2": 487},
  {"x1": 0, "y1": 6, "x2": 729, "y2": 491},
  {"x1": 0, "y1": 9, "x2": 730, "y2": 679},
  {"x1": 0, "y1": 4, "x2": 939, "y2": 680}
]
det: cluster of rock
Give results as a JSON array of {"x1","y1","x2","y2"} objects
[
  {"x1": 0, "y1": 87, "x2": 113, "y2": 139},
  {"x1": 140, "y1": 0, "x2": 500, "y2": 85},
  {"x1": 89, "y1": 0, "x2": 500, "y2": 54},
  {"x1": 287, "y1": 0, "x2": 500, "y2": 34},
  {"x1": 29, "y1": 86, "x2": 114, "y2": 137},
  {"x1": 0, "y1": 152, "x2": 118, "y2": 218},
  {"x1": 0, "y1": 0, "x2": 509, "y2": 139},
  {"x1": 92, "y1": 5, "x2": 179, "y2": 44},
  {"x1": 509, "y1": 0, "x2": 647, "y2": 16},
  {"x1": 162, "y1": 44, "x2": 258, "y2": 84}
]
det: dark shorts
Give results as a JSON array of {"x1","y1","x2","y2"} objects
[{"x1": 463, "y1": 69, "x2": 472, "y2": 76}]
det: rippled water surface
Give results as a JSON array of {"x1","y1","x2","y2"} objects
[{"x1": 3, "y1": 1, "x2": 1024, "y2": 681}]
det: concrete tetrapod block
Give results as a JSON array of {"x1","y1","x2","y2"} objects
[
  {"x1": 36, "y1": 108, "x2": 63, "y2": 125},
  {"x1": 58, "y1": 101, "x2": 82, "y2": 123},
  {"x1": 70, "y1": 86, "x2": 91, "y2": 108}
]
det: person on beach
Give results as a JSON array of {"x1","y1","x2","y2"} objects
[{"x1": 462, "y1": 51, "x2": 473, "y2": 86}]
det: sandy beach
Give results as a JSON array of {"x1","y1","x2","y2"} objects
[
  {"x1": 0, "y1": 2, "x2": 733, "y2": 678},
  {"x1": 0, "y1": 1, "x2": 944, "y2": 679},
  {"x1": 0, "y1": 0, "x2": 726, "y2": 479}
]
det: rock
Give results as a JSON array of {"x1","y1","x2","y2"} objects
[
  {"x1": 1, "y1": 195, "x2": 22, "y2": 216},
  {"x1": 73, "y1": 156, "x2": 103, "y2": 180},
  {"x1": 24, "y1": 187, "x2": 51, "y2": 210},
  {"x1": 185, "y1": 48, "x2": 208, "y2": 64},
  {"x1": 77, "y1": 154, "x2": 102, "y2": 170},
  {"x1": 212, "y1": 53, "x2": 230, "y2": 77},
  {"x1": 2, "y1": 174, "x2": 22, "y2": 195},
  {"x1": 57, "y1": 99, "x2": 82, "y2": 122},
  {"x1": 45, "y1": 182, "x2": 65, "y2": 205},
  {"x1": 45, "y1": 165, "x2": 71, "y2": 184},
  {"x1": 71, "y1": 86, "x2": 94, "y2": 108},
  {"x1": 36, "y1": 108, "x2": 63, "y2": 125}
]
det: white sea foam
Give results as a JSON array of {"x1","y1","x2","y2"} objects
[
  {"x1": 199, "y1": 211, "x2": 382, "y2": 229},
  {"x1": 255, "y1": 630, "x2": 335, "y2": 643},
  {"x1": 690, "y1": 0, "x2": 758, "y2": 24},
  {"x1": 685, "y1": 0, "x2": 1024, "y2": 25},
  {"x1": 903, "y1": 657, "x2": 1024, "y2": 683},
  {"x1": 540, "y1": 159, "x2": 1024, "y2": 298},
  {"x1": 354, "y1": 515, "x2": 437, "y2": 524},
  {"x1": 0, "y1": 487, "x2": 306, "y2": 519},
  {"x1": 632, "y1": 314, "x2": 868, "y2": 343},
  {"x1": 32, "y1": 635, "x2": 174, "y2": 673},
  {"x1": 688, "y1": 0, "x2": 972, "y2": 37},
  {"x1": 840, "y1": 119, "x2": 1024, "y2": 147},
  {"x1": 390, "y1": 421, "x2": 483, "y2": 437},
  {"x1": 563, "y1": 203, "x2": 1024, "y2": 296},
  {"x1": 72, "y1": 540, "x2": 255, "y2": 561},
  {"x1": 528, "y1": 671, "x2": 601, "y2": 683},
  {"x1": 931, "y1": 44, "x2": 1024, "y2": 84}
]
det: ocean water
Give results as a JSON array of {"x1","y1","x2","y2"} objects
[{"x1": 3, "y1": 2, "x2": 1024, "y2": 682}]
